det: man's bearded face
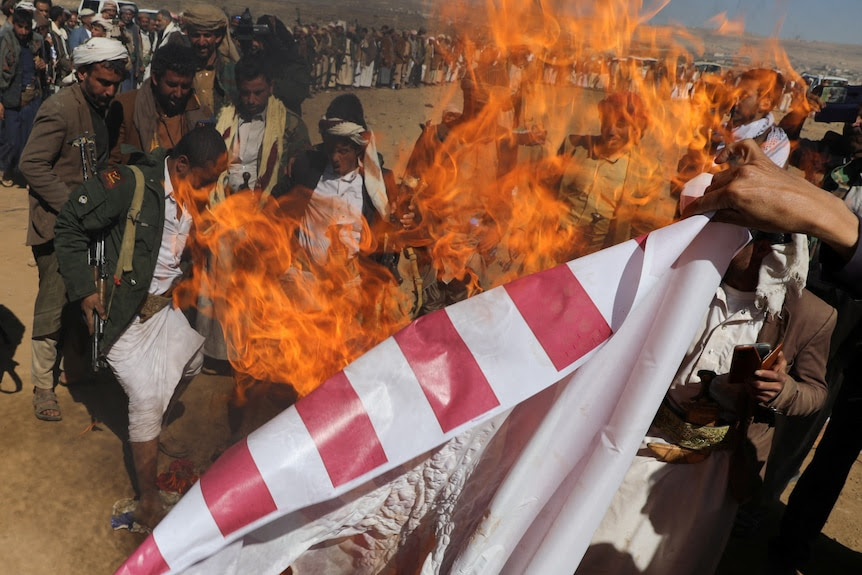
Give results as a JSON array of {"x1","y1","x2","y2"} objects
[
  {"x1": 729, "y1": 79, "x2": 766, "y2": 129},
  {"x1": 189, "y1": 29, "x2": 223, "y2": 63},
  {"x1": 137, "y1": 14, "x2": 150, "y2": 31},
  {"x1": 155, "y1": 13, "x2": 169, "y2": 31},
  {"x1": 153, "y1": 70, "x2": 194, "y2": 116},
  {"x1": 599, "y1": 113, "x2": 637, "y2": 155},
  {"x1": 174, "y1": 153, "x2": 230, "y2": 209},
  {"x1": 101, "y1": 5, "x2": 118, "y2": 20},
  {"x1": 13, "y1": 21, "x2": 31, "y2": 42},
  {"x1": 79, "y1": 63, "x2": 123, "y2": 111}
]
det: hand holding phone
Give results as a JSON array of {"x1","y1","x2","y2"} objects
[{"x1": 729, "y1": 342, "x2": 786, "y2": 403}]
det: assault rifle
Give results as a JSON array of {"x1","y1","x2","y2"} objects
[{"x1": 71, "y1": 133, "x2": 107, "y2": 371}]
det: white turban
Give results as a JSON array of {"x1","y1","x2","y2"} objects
[
  {"x1": 72, "y1": 37, "x2": 128, "y2": 67},
  {"x1": 90, "y1": 15, "x2": 116, "y2": 35}
]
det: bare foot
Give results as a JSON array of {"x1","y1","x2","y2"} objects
[{"x1": 134, "y1": 492, "x2": 166, "y2": 529}]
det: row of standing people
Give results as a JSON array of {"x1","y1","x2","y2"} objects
[
  {"x1": 298, "y1": 22, "x2": 465, "y2": 92},
  {"x1": 11, "y1": 1, "x2": 314, "y2": 528}
]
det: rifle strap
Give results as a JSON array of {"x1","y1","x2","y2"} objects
[{"x1": 108, "y1": 165, "x2": 146, "y2": 316}]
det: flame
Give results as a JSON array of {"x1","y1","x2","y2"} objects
[
  {"x1": 179, "y1": 0, "x2": 807, "y2": 400},
  {"x1": 707, "y1": 12, "x2": 746, "y2": 36}
]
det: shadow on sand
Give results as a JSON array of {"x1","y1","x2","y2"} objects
[{"x1": 0, "y1": 305, "x2": 25, "y2": 394}]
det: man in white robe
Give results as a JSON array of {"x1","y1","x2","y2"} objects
[{"x1": 575, "y1": 231, "x2": 834, "y2": 575}]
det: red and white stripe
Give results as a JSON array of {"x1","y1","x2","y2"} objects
[{"x1": 116, "y1": 216, "x2": 749, "y2": 575}]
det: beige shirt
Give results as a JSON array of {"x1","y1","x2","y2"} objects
[{"x1": 559, "y1": 137, "x2": 631, "y2": 256}]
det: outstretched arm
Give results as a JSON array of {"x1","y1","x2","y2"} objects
[{"x1": 682, "y1": 139, "x2": 859, "y2": 262}]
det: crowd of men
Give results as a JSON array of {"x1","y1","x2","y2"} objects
[{"x1": 0, "y1": 1, "x2": 860, "y2": 573}]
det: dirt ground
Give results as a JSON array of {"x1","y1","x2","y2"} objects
[{"x1": 1, "y1": 59, "x2": 861, "y2": 575}]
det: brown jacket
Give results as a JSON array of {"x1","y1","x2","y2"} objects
[
  {"x1": 735, "y1": 289, "x2": 836, "y2": 498},
  {"x1": 106, "y1": 85, "x2": 212, "y2": 165},
  {"x1": 20, "y1": 83, "x2": 95, "y2": 246}
]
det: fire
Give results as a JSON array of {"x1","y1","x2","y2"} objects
[
  {"x1": 175, "y1": 189, "x2": 410, "y2": 398},
  {"x1": 707, "y1": 12, "x2": 746, "y2": 37},
  {"x1": 180, "y1": 0, "x2": 806, "y2": 400}
]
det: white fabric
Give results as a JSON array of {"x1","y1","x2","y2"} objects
[
  {"x1": 667, "y1": 283, "x2": 763, "y2": 408},
  {"x1": 297, "y1": 164, "x2": 365, "y2": 266},
  {"x1": 730, "y1": 114, "x2": 773, "y2": 142},
  {"x1": 227, "y1": 112, "x2": 266, "y2": 192},
  {"x1": 115, "y1": 216, "x2": 749, "y2": 575},
  {"x1": 576, "y1": 236, "x2": 811, "y2": 574},
  {"x1": 725, "y1": 113, "x2": 790, "y2": 167},
  {"x1": 357, "y1": 62, "x2": 375, "y2": 88},
  {"x1": 578, "y1": 443, "x2": 736, "y2": 575},
  {"x1": 755, "y1": 233, "x2": 808, "y2": 318},
  {"x1": 845, "y1": 185, "x2": 862, "y2": 216},
  {"x1": 51, "y1": 20, "x2": 67, "y2": 42},
  {"x1": 72, "y1": 36, "x2": 127, "y2": 67},
  {"x1": 153, "y1": 21, "x2": 181, "y2": 52},
  {"x1": 323, "y1": 119, "x2": 365, "y2": 147},
  {"x1": 575, "y1": 276, "x2": 776, "y2": 575},
  {"x1": 106, "y1": 306, "x2": 204, "y2": 442},
  {"x1": 149, "y1": 160, "x2": 193, "y2": 295}
]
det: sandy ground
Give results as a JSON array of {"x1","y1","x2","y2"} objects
[{"x1": 1, "y1": 83, "x2": 861, "y2": 575}]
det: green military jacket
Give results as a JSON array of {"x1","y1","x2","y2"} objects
[
  {"x1": 55, "y1": 149, "x2": 174, "y2": 349},
  {"x1": 213, "y1": 55, "x2": 237, "y2": 113}
]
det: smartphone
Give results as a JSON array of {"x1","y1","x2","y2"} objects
[{"x1": 728, "y1": 342, "x2": 783, "y2": 383}]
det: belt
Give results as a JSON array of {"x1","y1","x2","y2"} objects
[
  {"x1": 138, "y1": 292, "x2": 172, "y2": 323},
  {"x1": 652, "y1": 400, "x2": 734, "y2": 451}
]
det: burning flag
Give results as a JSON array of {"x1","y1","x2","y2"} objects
[
  {"x1": 116, "y1": 215, "x2": 748, "y2": 575},
  {"x1": 114, "y1": 0, "x2": 814, "y2": 572}
]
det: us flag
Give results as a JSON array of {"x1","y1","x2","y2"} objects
[{"x1": 117, "y1": 216, "x2": 748, "y2": 575}]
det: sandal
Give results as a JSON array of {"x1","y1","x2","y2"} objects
[{"x1": 33, "y1": 388, "x2": 62, "y2": 421}]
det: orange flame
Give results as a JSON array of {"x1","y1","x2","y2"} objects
[
  {"x1": 180, "y1": 0, "x2": 807, "y2": 400},
  {"x1": 707, "y1": 12, "x2": 746, "y2": 36}
]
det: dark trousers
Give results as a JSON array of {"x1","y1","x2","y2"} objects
[
  {"x1": 0, "y1": 97, "x2": 41, "y2": 173},
  {"x1": 771, "y1": 358, "x2": 862, "y2": 569},
  {"x1": 377, "y1": 66, "x2": 392, "y2": 86}
]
